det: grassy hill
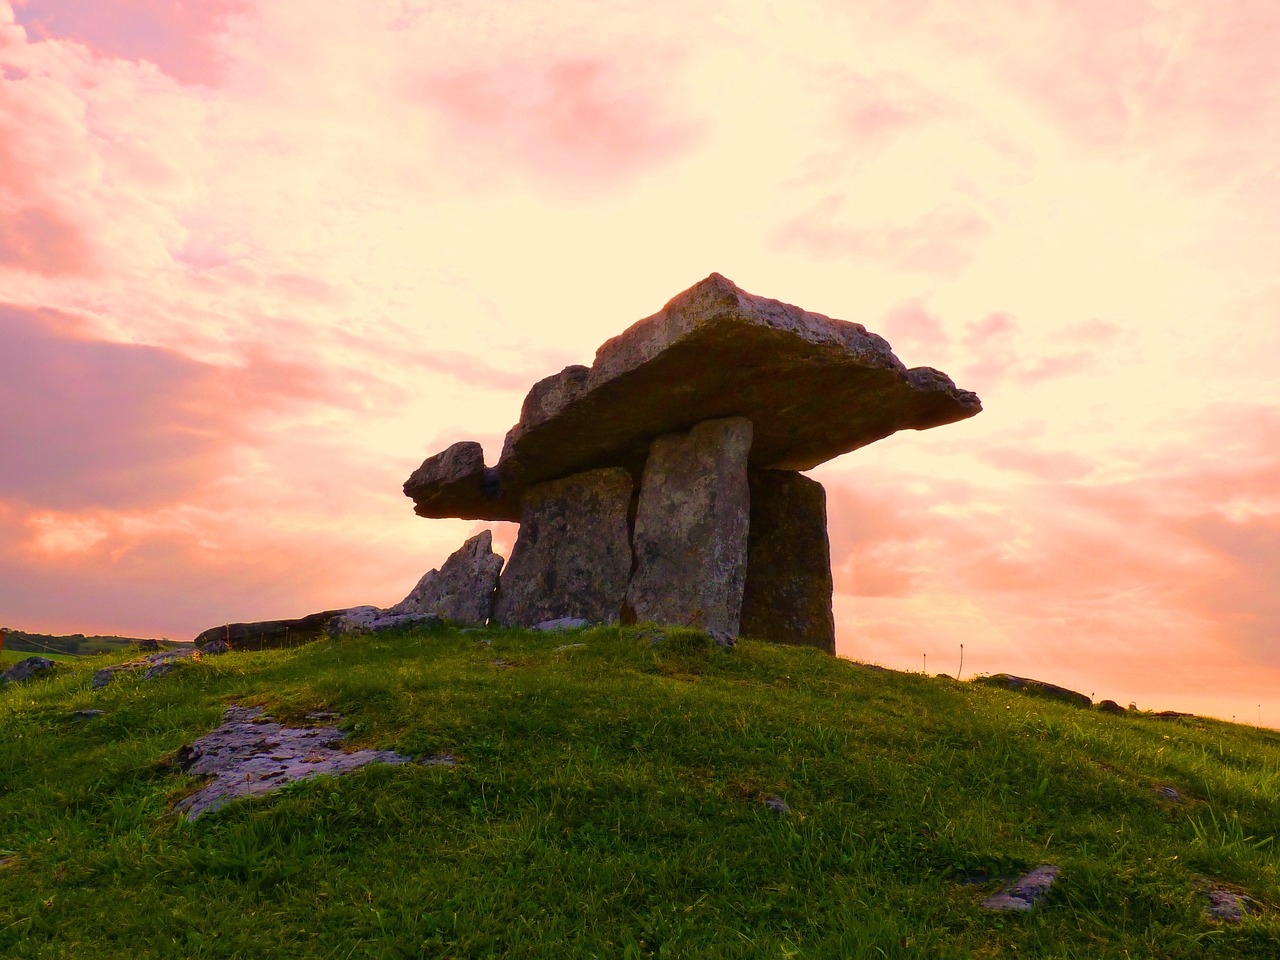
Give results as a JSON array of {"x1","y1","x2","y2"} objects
[
  {"x1": 1, "y1": 629, "x2": 166, "y2": 659},
  {"x1": 1, "y1": 624, "x2": 1277, "y2": 958}
]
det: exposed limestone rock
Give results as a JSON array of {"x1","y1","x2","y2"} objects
[
  {"x1": 193, "y1": 609, "x2": 350, "y2": 651},
  {"x1": 92, "y1": 649, "x2": 198, "y2": 689},
  {"x1": 2, "y1": 656, "x2": 57, "y2": 685},
  {"x1": 173, "y1": 706, "x2": 455, "y2": 819},
  {"x1": 532, "y1": 617, "x2": 593, "y2": 632},
  {"x1": 406, "y1": 273, "x2": 981, "y2": 521},
  {"x1": 740, "y1": 470, "x2": 835, "y2": 652},
  {"x1": 386, "y1": 530, "x2": 505, "y2": 624},
  {"x1": 981, "y1": 865, "x2": 1059, "y2": 911},
  {"x1": 491, "y1": 468, "x2": 634, "y2": 628},
  {"x1": 324, "y1": 606, "x2": 443, "y2": 636},
  {"x1": 625, "y1": 418, "x2": 752, "y2": 636}
]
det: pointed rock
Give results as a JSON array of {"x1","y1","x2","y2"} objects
[{"x1": 387, "y1": 530, "x2": 505, "y2": 624}]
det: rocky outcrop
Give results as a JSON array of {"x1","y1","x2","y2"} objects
[
  {"x1": 2, "y1": 656, "x2": 57, "y2": 685},
  {"x1": 325, "y1": 606, "x2": 443, "y2": 637},
  {"x1": 386, "y1": 529, "x2": 505, "y2": 624},
  {"x1": 193, "y1": 609, "x2": 350, "y2": 651},
  {"x1": 625, "y1": 418, "x2": 753, "y2": 635},
  {"x1": 981, "y1": 865, "x2": 1059, "y2": 911},
  {"x1": 173, "y1": 706, "x2": 455, "y2": 819},
  {"x1": 740, "y1": 470, "x2": 835, "y2": 651},
  {"x1": 492, "y1": 468, "x2": 633, "y2": 628},
  {"x1": 402, "y1": 274, "x2": 981, "y2": 650}
]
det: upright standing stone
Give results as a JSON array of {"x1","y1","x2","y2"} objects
[
  {"x1": 491, "y1": 468, "x2": 633, "y2": 627},
  {"x1": 740, "y1": 470, "x2": 835, "y2": 652},
  {"x1": 386, "y1": 529, "x2": 505, "y2": 624},
  {"x1": 625, "y1": 417, "x2": 753, "y2": 635}
]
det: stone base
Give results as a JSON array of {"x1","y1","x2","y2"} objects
[
  {"x1": 740, "y1": 470, "x2": 835, "y2": 653},
  {"x1": 491, "y1": 468, "x2": 633, "y2": 627},
  {"x1": 624, "y1": 417, "x2": 753, "y2": 635}
]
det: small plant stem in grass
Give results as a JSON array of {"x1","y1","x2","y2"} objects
[{"x1": 956, "y1": 644, "x2": 964, "y2": 681}]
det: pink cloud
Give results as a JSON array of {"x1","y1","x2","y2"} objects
[
  {"x1": 0, "y1": 304, "x2": 327, "y2": 510},
  {"x1": 412, "y1": 56, "x2": 702, "y2": 190},
  {"x1": 971, "y1": 445, "x2": 1094, "y2": 481},
  {"x1": 837, "y1": 69, "x2": 956, "y2": 144},
  {"x1": 773, "y1": 201, "x2": 990, "y2": 273},
  {"x1": 0, "y1": 203, "x2": 93, "y2": 274},
  {"x1": 879, "y1": 300, "x2": 951, "y2": 354},
  {"x1": 11, "y1": 0, "x2": 252, "y2": 86}
]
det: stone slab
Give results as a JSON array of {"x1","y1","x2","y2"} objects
[
  {"x1": 625, "y1": 417, "x2": 752, "y2": 635},
  {"x1": 406, "y1": 274, "x2": 980, "y2": 521},
  {"x1": 192, "y1": 609, "x2": 350, "y2": 651},
  {"x1": 739, "y1": 470, "x2": 835, "y2": 652},
  {"x1": 490, "y1": 468, "x2": 634, "y2": 627}
]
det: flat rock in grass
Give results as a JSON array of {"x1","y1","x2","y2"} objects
[
  {"x1": 532, "y1": 617, "x2": 593, "y2": 632},
  {"x1": 325, "y1": 605, "x2": 443, "y2": 637},
  {"x1": 385, "y1": 529, "x2": 505, "y2": 624},
  {"x1": 976, "y1": 674, "x2": 1092, "y2": 709},
  {"x1": 405, "y1": 273, "x2": 980, "y2": 521},
  {"x1": 92, "y1": 649, "x2": 198, "y2": 689},
  {"x1": 193, "y1": 608, "x2": 350, "y2": 651},
  {"x1": 2, "y1": 656, "x2": 57, "y2": 685},
  {"x1": 174, "y1": 706, "x2": 455, "y2": 819},
  {"x1": 981, "y1": 865, "x2": 1059, "y2": 911},
  {"x1": 625, "y1": 418, "x2": 753, "y2": 636},
  {"x1": 1200, "y1": 884, "x2": 1254, "y2": 922}
]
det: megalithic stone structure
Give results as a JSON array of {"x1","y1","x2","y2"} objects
[{"x1": 404, "y1": 273, "x2": 981, "y2": 647}]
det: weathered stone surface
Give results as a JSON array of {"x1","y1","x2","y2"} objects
[
  {"x1": 491, "y1": 468, "x2": 633, "y2": 627},
  {"x1": 325, "y1": 606, "x2": 443, "y2": 636},
  {"x1": 385, "y1": 530, "x2": 505, "y2": 623},
  {"x1": 739, "y1": 470, "x2": 835, "y2": 652},
  {"x1": 173, "y1": 706, "x2": 455, "y2": 819},
  {"x1": 406, "y1": 274, "x2": 980, "y2": 521},
  {"x1": 2, "y1": 656, "x2": 57, "y2": 685},
  {"x1": 531, "y1": 617, "x2": 592, "y2": 632},
  {"x1": 625, "y1": 418, "x2": 752, "y2": 635},
  {"x1": 981, "y1": 865, "x2": 1059, "y2": 911},
  {"x1": 192, "y1": 609, "x2": 349, "y2": 651},
  {"x1": 404, "y1": 441, "x2": 509, "y2": 520},
  {"x1": 92, "y1": 649, "x2": 198, "y2": 689}
]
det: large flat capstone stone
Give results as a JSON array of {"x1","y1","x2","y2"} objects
[
  {"x1": 624, "y1": 418, "x2": 752, "y2": 635},
  {"x1": 491, "y1": 468, "x2": 633, "y2": 627},
  {"x1": 405, "y1": 273, "x2": 979, "y2": 520},
  {"x1": 740, "y1": 470, "x2": 836, "y2": 652}
]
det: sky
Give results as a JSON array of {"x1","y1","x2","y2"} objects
[{"x1": 2, "y1": 0, "x2": 1279, "y2": 725}]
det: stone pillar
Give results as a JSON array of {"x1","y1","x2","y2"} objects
[
  {"x1": 491, "y1": 467, "x2": 633, "y2": 627},
  {"x1": 740, "y1": 470, "x2": 835, "y2": 653},
  {"x1": 624, "y1": 417, "x2": 753, "y2": 635}
]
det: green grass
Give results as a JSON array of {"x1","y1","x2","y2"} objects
[{"x1": 1, "y1": 624, "x2": 1277, "y2": 958}]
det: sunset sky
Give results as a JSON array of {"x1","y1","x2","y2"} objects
[{"x1": 3, "y1": 1, "x2": 1279, "y2": 724}]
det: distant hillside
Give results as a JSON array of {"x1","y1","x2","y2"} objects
[{"x1": 0, "y1": 628, "x2": 169, "y2": 658}]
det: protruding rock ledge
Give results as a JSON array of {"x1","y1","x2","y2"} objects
[{"x1": 406, "y1": 273, "x2": 980, "y2": 521}]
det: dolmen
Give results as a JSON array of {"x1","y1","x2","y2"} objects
[{"x1": 404, "y1": 274, "x2": 981, "y2": 652}]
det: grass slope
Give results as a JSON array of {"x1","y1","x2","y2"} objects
[{"x1": 1, "y1": 624, "x2": 1277, "y2": 958}]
